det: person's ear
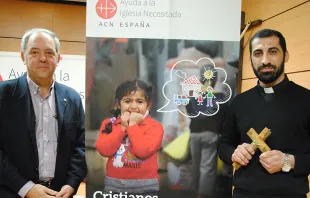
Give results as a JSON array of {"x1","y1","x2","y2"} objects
[
  {"x1": 284, "y1": 50, "x2": 289, "y2": 63},
  {"x1": 57, "y1": 53, "x2": 61, "y2": 64},
  {"x1": 147, "y1": 101, "x2": 152, "y2": 110},
  {"x1": 115, "y1": 99, "x2": 120, "y2": 106},
  {"x1": 21, "y1": 52, "x2": 25, "y2": 64}
]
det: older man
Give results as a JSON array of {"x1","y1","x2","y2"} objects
[{"x1": 0, "y1": 28, "x2": 87, "y2": 198}]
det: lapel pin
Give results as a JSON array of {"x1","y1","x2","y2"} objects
[{"x1": 64, "y1": 98, "x2": 67, "y2": 102}]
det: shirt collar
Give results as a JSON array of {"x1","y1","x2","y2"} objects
[
  {"x1": 255, "y1": 74, "x2": 289, "y2": 95},
  {"x1": 27, "y1": 74, "x2": 54, "y2": 96}
]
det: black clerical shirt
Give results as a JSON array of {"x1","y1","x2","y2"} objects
[{"x1": 218, "y1": 75, "x2": 310, "y2": 198}]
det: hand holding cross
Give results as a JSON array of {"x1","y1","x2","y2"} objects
[{"x1": 232, "y1": 127, "x2": 272, "y2": 170}]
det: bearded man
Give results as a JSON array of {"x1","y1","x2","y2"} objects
[{"x1": 218, "y1": 29, "x2": 310, "y2": 198}]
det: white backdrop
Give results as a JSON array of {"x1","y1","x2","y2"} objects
[
  {"x1": 87, "y1": 0, "x2": 242, "y2": 41},
  {"x1": 0, "y1": 51, "x2": 85, "y2": 109}
]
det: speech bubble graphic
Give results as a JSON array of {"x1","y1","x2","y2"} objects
[{"x1": 157, "y1": 57, "x2": 232, "y2": 117}]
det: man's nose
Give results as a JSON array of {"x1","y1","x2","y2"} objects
[
  {"x1": 39, "y1": 53, "x2": 47, "y2": 62},
  {"x1": 261, "y1": 54, "x2": 271, "y2": 65}
]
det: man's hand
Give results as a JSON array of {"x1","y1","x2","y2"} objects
[
  {"x1": 55, "y1": 185, "x2": 74, "y2": 198},
  {"x1": 232, "y1": 143, "x2": 255, "y2": 166},
  {"x1": 26, "y1": 184, "x2": 57, "y2": 198},
  {"x1": 259, "y1": 150, "x2": 285, "y2": 174},
  {"x1": 129, "y1": 112, "x2": 144, "y2": 126},
  {"x1": 120, "y1": 112, "x2": 130, "y2": 131}
]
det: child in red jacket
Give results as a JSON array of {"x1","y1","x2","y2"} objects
[{"x1": 96, "y1": 79, "x2": 164, "y2": 197}]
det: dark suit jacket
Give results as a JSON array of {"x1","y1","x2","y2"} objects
[{"x1": 0, "y1": 74, "x2": 87, "y2": 198}]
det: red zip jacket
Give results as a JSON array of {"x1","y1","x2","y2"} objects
[{"x1": 96, "y1": 115, "x2": 164, "y2": 180}]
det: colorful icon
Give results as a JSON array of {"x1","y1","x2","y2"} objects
[{"x1": 96, "y1": 0, "x2": 117, "y2": 19}]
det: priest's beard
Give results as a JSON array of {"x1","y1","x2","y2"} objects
[{"x1": 251, "y1": 57, "x2": 285, "y2": 84}]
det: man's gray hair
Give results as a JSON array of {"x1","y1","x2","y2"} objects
[{"x1": 21, "y1": 28, "x2": 60, "y2": 53}]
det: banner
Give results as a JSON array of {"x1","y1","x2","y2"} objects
[
  {"x1": 86, "y1": 0, "x2": 241, "y2": 197},
  {"x1": 87, "y1": 0, "x2": 241, "y2": 41},
  {"x1": 0, "y1": 51, "x2": 86, "y2": 109}
]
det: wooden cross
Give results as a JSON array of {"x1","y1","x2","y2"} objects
[{"x1": 233, "y1": 127, "x2": 272, "y2": 170}]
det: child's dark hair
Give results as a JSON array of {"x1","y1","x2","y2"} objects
[{"x1": 102, "y1": 79, "x2": 153, "y2": 134}]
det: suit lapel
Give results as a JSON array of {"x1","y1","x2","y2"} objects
[
  {"x1": 54, "y1": 82, "x2": 67, "y2": 139},
  {"x1": 14, "y1": 74, "x2": 39, "y2": 165}
]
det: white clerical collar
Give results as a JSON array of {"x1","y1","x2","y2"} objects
[{"x1": 264, "y1": 87, "x2": 274, "y2": 94}]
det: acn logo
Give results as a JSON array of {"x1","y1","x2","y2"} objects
[{"x1": 96, "y1": 0, "x2": 117, "y2": 19}]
